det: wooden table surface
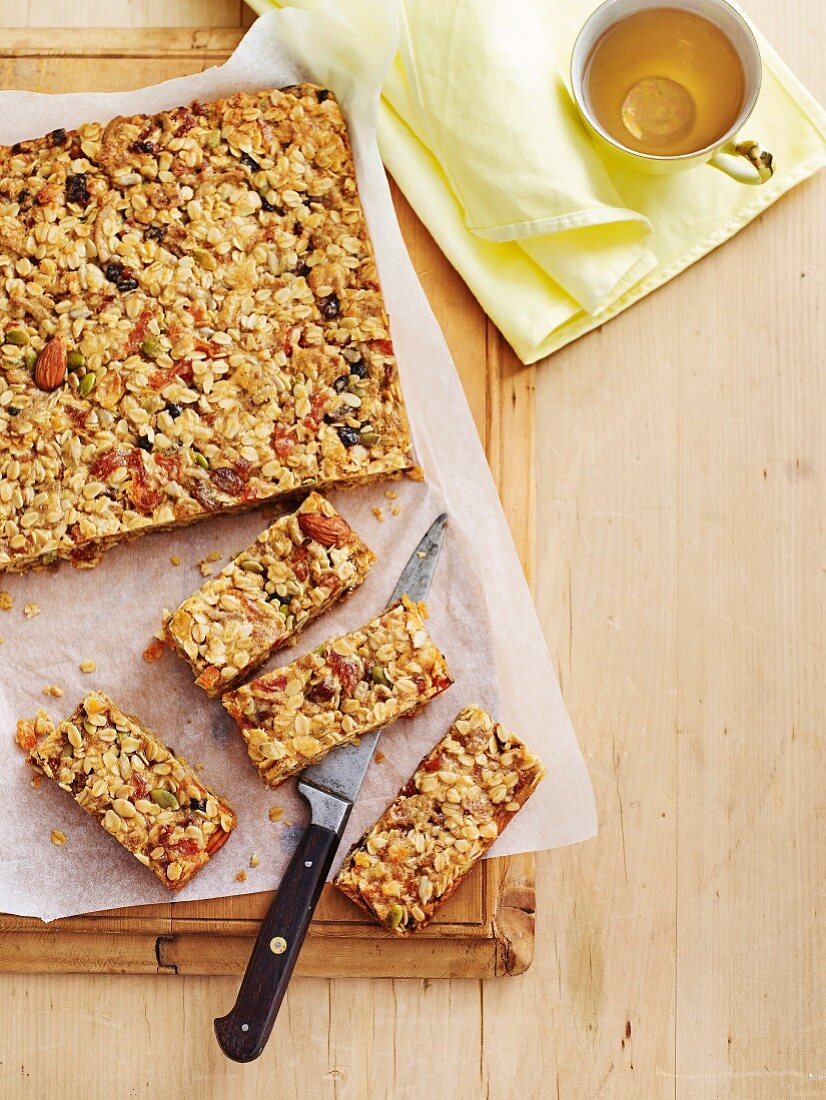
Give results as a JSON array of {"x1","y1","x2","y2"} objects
[{"x1": 1, "y1": 2, "x2": 824, "y2": 1098}]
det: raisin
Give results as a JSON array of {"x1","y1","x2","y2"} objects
[
  {"x1": 293, "y1": 222, "x2": 303, "y2": 236},
  {"x1": 316, "y1": 89, "x2": 331, "y2": 102},
  {"x1": 349, "y1": 358, "x2": 367, "y2": 378},
  {"x1": 165, "y1": 402, "x2": 182, "y2": 419},
  {"x1": 49, "y1": 128, "x2": 67, "y2": 146},
  {"x1": 308, "y1": 678, "x2": 337, "y2": 704},
  {"x1": 131, "y1": 139, "x2": 157, "y2": 154},
  {"x1": 17, "y1": 188, "x2": 28, "y2": 207},
  {"x1": 319, "y1": 294, "x2": 340, "y2": 320},
  {"x1": 146, "y1": 225, "x2": 165, "y2": 242},
  {"x1": 136, "y1": 435, "x2": 153, "y2": 452},
  {"x1": 337, "y1": 425, "x2": 360, "y2": 448},
  {"x1": 189, "y1": 798, "x2": 208, "y2": 813},
  {"x1": 266, "y1": 591, "x2": 291, "y2": 608},
  {"x1": 105, "y1": 260, "x2": 138, "y2": 291},
  {"x1": 65, "y1": 173, "x2": 89, "y2": 206},
  {"x1": 297, "y1": 264, "x2": 311, "y2": 278},
  {"x1": 11, "y1": 143, "x2": 21, "y2": 155},
  {"x1": 260, "y1": 195, "x2": 283, "y2": 213},
  {"x1": 210, "y1": 466, "x2": 245, "y2": 496},
  {"x1": 7, "y1": 407, "x2": 21, "y2": 416},
  {"x1": 333, "y1": 374, "x2": 350, "y2": 393},
  {"x1": 240, "y1": 151, "x2": 261, "y2": 172}
]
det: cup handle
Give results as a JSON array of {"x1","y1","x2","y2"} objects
[{"x1": 708, "y1": 139, "x2": 774, "y2": 185}]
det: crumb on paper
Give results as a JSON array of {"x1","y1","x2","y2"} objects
[
  {"x1": 50, "y1": 829, "x2": 66, "y2": 846},
  {"x1": 416, "y1": 550, "x2": 426, "y2": 559},
  {"x1": 269, "y1": 806, "x2": 284, "y2": 822},
  {"x1": 195, "y1": 762, "x2": 205, "y2": 771},
  {"x1": 31, "y1": 773, "x2": 42, "y2": 790},
  {"x1": 15, "y1": 719, "x2": 35, "y2": 752},
  {"x1": 407, "y1": 465, "x2": 425, "y2": 482},
  {"x1": 206, "y1": 550, "x2": 222, "y2": 563},
  {"x1": 143, "y1": 637, "x2": 165, "y2": 663},
  {"x1": 0, "y1": 591, "x2": 12, "y2": 612},
  {"x1": 16, "y1": 709, "x2": 53, "y2": 753},
  {"x1": 198, "y1": 560, "x2": 214, "y2": 577},
  {"x1": 385, "y1": 489, "x2": 398, "y2": 500},
  {"x1": 79, "y1": 659, "x2": 96, "y2": 673},
  {"x1": 250, "y1": 854, "x2": 260, "y2": 868},
  {"x1": 370, "y1": 506, "x2": 384, "y2": 522},
  {"x1": 391, "y1": 506, "x2": 400, "y2": 517},
  {"x1": 42, "y1": 685, "x2": 63, "y2": 698},
  {"x1": 0, "y1": 636, "x2": 5, "y2": 644},
  {"x1": 170, "y1": 554, "x2": 181, "y2": 567},
  {"x1": 374, "y1": 750, "x2": 386, "y2": 765},
  {"x1": 23, "y1": 602, "x2": 40, "y2": 619},
  {"x1": 235, "y1": 870, "x2": 247, "y2": 883}
]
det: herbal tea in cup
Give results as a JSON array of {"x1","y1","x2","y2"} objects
[
  {"x1": 585, "y1": 7, "x2": 744, "y2": 156},
  {"x1": 570, "y1": 0, "x2": 774, "y2": 183}
]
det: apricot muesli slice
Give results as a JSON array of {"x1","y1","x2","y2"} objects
[
  {"x1": 222, "y1": 596, "x2": 452, "y2": 788},
  {"x1": 164, "y1": 492, "x2": 375, "y2": 696},
  {"x1": 28, "y1": 691, "x2": 236, "y2": 891},
  {"x1": 335, "y1": 706, "x2": 545, "y2": 934}
]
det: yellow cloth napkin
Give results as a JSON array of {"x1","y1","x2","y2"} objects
[{"x1": 250, "y1": 0, "x2": 826, "y2": 364}]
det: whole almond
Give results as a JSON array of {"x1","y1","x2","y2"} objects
[
  {"x1": 298, "y1": 511, "x2": 352, "y2": 548},
  {"x1": 34, "y1": 336, "x2": 67, "y2": 391}
]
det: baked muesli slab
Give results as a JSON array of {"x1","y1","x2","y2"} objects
[
  {"x1": 0, "y1": 87, "x2": 414, "y2": 574},
  {"x1": 164, "y1": 491, "x2": 375, "y2": 695},
  {"x1": 335, "y1": 705, "x2": 545, "y2": 934},
  {"x1": 27, "y1": 691, "x2": 236, "y2": 891},
  {"x1": 222, "y1": 596, "x2": 453, "y2": 788}
]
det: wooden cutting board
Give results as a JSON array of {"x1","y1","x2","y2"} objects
[{"x1": 0, "y1": 28, "x2": 537, "y2": 979}]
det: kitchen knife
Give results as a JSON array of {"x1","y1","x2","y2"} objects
[{"x1": 214, "y1": 512, "x2": 448, "y2": 1063}]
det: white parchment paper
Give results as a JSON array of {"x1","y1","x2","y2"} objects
[{"x1": 0, "y1": 2, "x2": 596, "y2": 921}]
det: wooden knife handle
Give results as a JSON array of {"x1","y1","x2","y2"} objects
[{"x1": 214, "y1": 821, "x2": 342, "y2": 1063}]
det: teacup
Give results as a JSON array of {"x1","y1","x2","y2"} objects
[{"x1": 570, "y1": 0, "x2": 774, "y2": 184}]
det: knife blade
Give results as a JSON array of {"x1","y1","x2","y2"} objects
[{"x1": 214, "y1": 512, "x2": 448, "y2": 1062}]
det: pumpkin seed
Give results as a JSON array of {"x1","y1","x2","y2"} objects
[
  {"x1": 384, "y1": 904, "x2": 405, "y2": 930},
  {"x1": 150, "y1": 788, "x2": 179, "y2": 810},
  {"x1": 205, "y1": 129, "x2": 222, "y2": 148},
  {"x1": 140, "y1": 337, "x2": 164, "y2": 359},
  {"x1": 79, "y1": 371, "x2": 96, "y2": 396},
  {"x1": 23, "y1": 347, "x2": 37, "y2": 370},
  {"x1": 360, "y1": 427, "x2": 380, "y2": 446},
  {"x1": 67, "y1": 350, "x2": 85, "y2": 371},
  {"x1": 5, "y1": 328, "x2": 28, "y2": 346},
  {"x1": 371, "y1": 664, "x2": 390, "y2": 688}
]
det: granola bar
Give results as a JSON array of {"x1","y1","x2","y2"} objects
[
  {"x1": 164, "y1": 492, "x2": 375, "y2": 695},
  {"x1": 222, "y1": 596, "x2": 453, "y2": 788},
  {"x1": 0, "y1": 87, "x2": 414, "y2": 574},
  {"x1": 334, "y1": 706, "x2": 545, "y2": 934},
  {"x1": 28, "y1": 691, "x2": 237, "y2": 891}
]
